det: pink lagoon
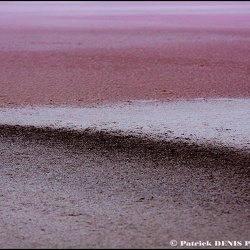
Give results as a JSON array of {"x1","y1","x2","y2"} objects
[{"x1": 0, "y1": 1, "x2": 249, "y2": 249}]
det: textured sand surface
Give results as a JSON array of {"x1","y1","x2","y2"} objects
[
  {"x1": 0, "y1": 1, "x2": 250, "y2": 249},
  {"x1": 0, "y1": 128, "x2": 249, "y2": 249}
]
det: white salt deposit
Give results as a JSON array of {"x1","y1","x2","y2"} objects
[{"x1": 0, "y1": 98, "x2": 249, "y2": 150}]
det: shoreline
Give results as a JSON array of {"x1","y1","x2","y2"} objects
[
  {"x1": 0, "y1": 98, "x2": 249, "y2": 153},
  {"x1": 0, "y1": 123, "x2": 249, "y2": 166}
]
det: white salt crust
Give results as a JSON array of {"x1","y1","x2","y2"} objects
[{"x1": 0, "y1": 98, "x2": 249, "y2": 150}]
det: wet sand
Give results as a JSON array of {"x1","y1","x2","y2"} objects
[
  {"x1": 0, "y1": 31, "x2": 249, "y2": 107},
  {"x1": 0, "y1": 1, "x2": 250, "y2": 248},
  {"x1": 0, "y1": 126, "x2": 249, "y2": 249}
]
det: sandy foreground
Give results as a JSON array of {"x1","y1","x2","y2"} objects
[
  {"x1": 0, "y1": 1, "x2": 250, "y2": 249},
  {"x1": 0, "y1": 123, "x2": 249, "y2": 249}
]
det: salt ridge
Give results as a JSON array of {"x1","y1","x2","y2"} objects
[{"x1": 0, "y1": 98, "x2": 249, "y2": 151}]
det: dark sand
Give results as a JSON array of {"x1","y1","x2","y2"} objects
[{"x1": 0, "y1": 126, "x2": 249, "y2": 249}]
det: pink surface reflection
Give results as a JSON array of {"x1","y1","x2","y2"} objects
[
  {"x1": 0, "y1": 1, "x2": 249, "y2": 107},
  {"x1": 0, "y1": 1, "x2": 250, "y2": 30}
]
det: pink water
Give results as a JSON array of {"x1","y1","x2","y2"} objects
[{"x1": 0, "y1": 1, "x2": 249, "y2": 107}]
